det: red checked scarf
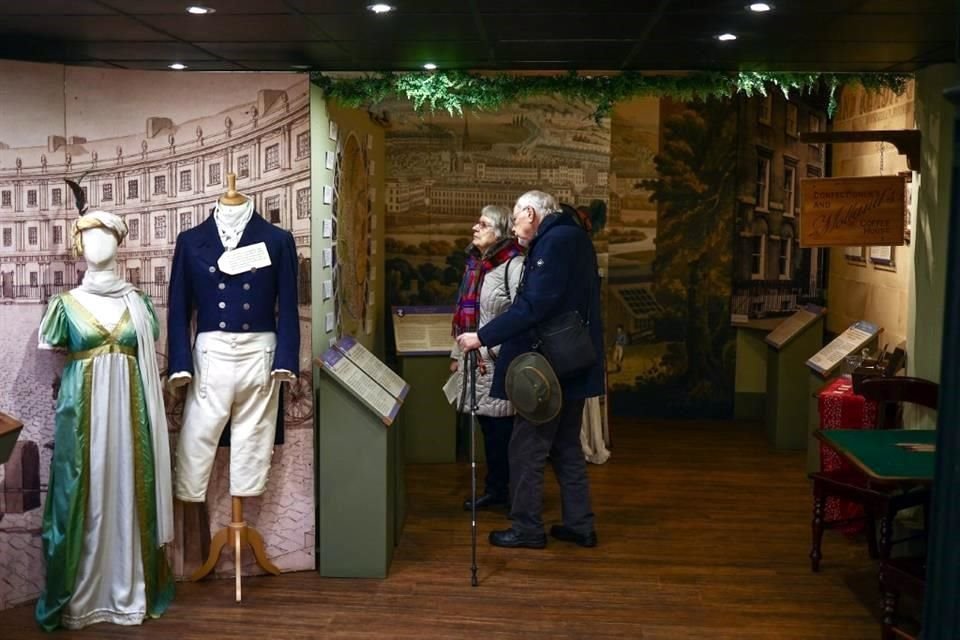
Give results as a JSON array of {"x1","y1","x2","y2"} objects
[{"x1": 452, "y1": 238, "x2": 523, "y2": 336}]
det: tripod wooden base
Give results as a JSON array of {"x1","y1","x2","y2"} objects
[{"x1": 190, "y1": 497, "x2": 280, "y2": 601}]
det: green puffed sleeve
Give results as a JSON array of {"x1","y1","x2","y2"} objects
[
  {"x1": 141, "y1": 291, "x2": 160, "y2": 341},
  {"x1": 38, "y1": 295, "x2": 68, "y2": 348}
]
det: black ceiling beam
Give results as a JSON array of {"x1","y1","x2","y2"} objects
[
  {"x1": 619, "y1": 0, "x2": 673, "y2": 70},
  {"x1": 468, "y1": 0, "x2": 496, "y2": 68},
  {"x1": 92, "y1": 0, "x2": 252, "y2": 71},
  {"x1": 281, "y1": 0, "x2": 353, "y2": 66}
]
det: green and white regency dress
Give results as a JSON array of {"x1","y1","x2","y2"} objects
[{"x1": 34, "y1": 292, "x2": 174, "y2": 631}]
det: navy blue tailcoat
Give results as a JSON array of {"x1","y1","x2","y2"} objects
[
  {"x1": 478, "y1": 212, "x2": 605, "y2": 401},
  {"x1": 167, "y1": 212, "x2": 300, "y2": 377}
]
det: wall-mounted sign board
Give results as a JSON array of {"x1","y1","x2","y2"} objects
[{"x1": 800, "y1": 176, "x2": 905, "y2": 247}]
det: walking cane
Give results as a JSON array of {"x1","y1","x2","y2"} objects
[{"x1": 467, "y1": 349, "x2": 479, "y2": 587}]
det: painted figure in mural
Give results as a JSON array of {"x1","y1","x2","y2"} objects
[
  {"x1": 167, "y1": 180, "x2": 299, "y2": 504},
  {"x1": 613, "y1": 324, "x2": 628, "y2": 373},
  {"x1": 35, "y1": 194, "x2": 175, "y2": 630},
  {"x1": 450, "y1": 205, "x2": 524, "y2": 511},
  {"x1": 457, "y1": 190, "x2": 604, "y2": 550}
]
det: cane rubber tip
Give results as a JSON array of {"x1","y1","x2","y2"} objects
[{"x1": 471, "y1": 576, "x2": 479, "y2": 587}]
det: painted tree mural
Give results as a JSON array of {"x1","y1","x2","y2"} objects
[{"x1": 641, "y1": 98, "x2": 737, "y2": 416}]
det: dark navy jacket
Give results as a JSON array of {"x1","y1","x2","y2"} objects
[
  {"x1": 167, "y1": 212, "x2": 300, "y2": 376},
  {"x1": 478, "y1": 212, "x2": 605, "y2": 401}
]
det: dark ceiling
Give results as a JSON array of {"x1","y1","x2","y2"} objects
[{"x1": 0, "y1": 0, "x2": 956, "y2": 73}]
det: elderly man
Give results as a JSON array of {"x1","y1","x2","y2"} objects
[{"x1": 457, "y1": 190, "x2": 604, "y2": 549}]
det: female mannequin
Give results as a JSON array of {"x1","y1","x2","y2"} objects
[{"x1": 35, "y1": 210, "x2": 174, "y2": 630}]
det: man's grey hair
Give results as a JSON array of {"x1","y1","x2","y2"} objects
[
  {"x1": 480, "y1": 204, "x2": 512, "y2": 240},
  {"x1": 514, "y1": 190, "x2": 560, "y2": 221}
]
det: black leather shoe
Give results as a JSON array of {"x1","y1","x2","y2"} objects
[
  {"x1": 489, "y1": 528, "x2": 547, "y2": 549},
  {"x1": 463, "y1": 493, "x2": 509, "y2": 511},
  {"x1": 549, "y1": 524, "x2": 598, "y2": 548}
]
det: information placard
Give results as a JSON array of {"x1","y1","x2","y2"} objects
[
  {"x1": 315, "y1": 338, "x2": 408, "y2": 426},
  {"x1": 765, "y1": 304, "x2": 825, "y2": 350},
  {"x1": 337, "y1": 336, "x2": 409, "y2": 401},
  {"x1": 392, "y1": 306, "x2": 455, "y2": 356},
  {"x1": 805, "y1": 320, "x2": 881, "y2": 377}
]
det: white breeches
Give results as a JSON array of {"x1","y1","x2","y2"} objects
[{"x1": 175, "y1": 331, "x2": 280, "y2": 501}]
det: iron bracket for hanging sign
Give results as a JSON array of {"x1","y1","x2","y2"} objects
[{"x1": 800, "y1": 129, "x2": 922, "y2": 171}]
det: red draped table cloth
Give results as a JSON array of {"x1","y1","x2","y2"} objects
[{"x1": 817, "y1": 377, "x2": 878, "y2": 533}]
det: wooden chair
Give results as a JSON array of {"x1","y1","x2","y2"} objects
[
  {"x1": 808, "y1": 376, "x2": 937, "y2": 572},
  {"x1": 880, "y1": 557, "x2": 926, "y2": 640}
]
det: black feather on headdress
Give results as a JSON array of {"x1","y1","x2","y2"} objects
[{"x1": 65, "y1": 176, "x2": 89, "y2": 216}]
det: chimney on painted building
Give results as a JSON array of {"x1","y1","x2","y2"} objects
[
  {"x1": 258, "y1": 89, "x2": 287, "y2": 116},
  {"x1": 146, "y1": 117, "x2": 174, "y2": 138}
]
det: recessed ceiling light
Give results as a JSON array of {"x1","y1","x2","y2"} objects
[
  {"x1": 186, "y1": 5, "x2": 215, "y2": 14},
  {"x1": 716, "y1": 33, "x2": 737, "y2": 41},
  {"x1": 367, "y1": 3, "x2": 394, "y2": 13},
  {"x1": 423, "y1": 62, "x2": 437, "y2": 70},
  {"x1": 169, "y1": 62, "x2": 188, "y2": 70},
  {"x1": 749, "y1": 2, "x2": 772, "y2": 11},
  {"x1": 291, "y1": 64, "x2": 312, "y2": 70}
]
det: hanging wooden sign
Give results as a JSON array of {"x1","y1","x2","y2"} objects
[{"x1": 799, "y1": 175, "x2": 905, "y2": 247}]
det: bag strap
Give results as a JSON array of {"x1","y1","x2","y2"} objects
[
  {"x1": 503, "y1": 256, "x2": 511, "y2": 300},
  {"x1": 503, "y1": 254, "x2": 523, "y2": 302}
]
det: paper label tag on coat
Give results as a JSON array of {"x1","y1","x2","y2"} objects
[{"x1": 217, "y1": 242, "x2": 271, "y2": 275}]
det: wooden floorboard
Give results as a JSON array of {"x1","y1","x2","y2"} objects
[{"x1": 0, "y1": 419, "x2": 884, "y2": 639}]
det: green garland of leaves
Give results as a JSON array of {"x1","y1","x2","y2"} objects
[{"x1": 310, "y1": 70, "x2": 909, "y2": 121}]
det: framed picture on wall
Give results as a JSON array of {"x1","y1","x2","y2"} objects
[
  {"x1": 844, "y1": 246, "x2": 866, "y2": 263},
  {"x1": 869, "y1": 245, "x2": 896, "y2": 268}
]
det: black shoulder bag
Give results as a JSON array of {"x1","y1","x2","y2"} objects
[{"x1": 526, "y1": 258, "x2": 599, "y2": 380}]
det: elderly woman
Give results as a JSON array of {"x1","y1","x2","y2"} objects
[{"x1": 451, "y1": 204, "x2": 524, "y2": 510}]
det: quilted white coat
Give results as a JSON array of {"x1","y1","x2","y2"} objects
[{"x1": 450, "y1": 254, "x2": 524, "y2": 417}]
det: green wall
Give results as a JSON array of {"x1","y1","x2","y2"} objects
[{"x1": 909, "y1": 65, "x2": 959, "y2": 396}]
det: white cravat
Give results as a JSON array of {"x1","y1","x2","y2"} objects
[{"x1": 214, "y1": 199, "x2": 254, "y2": 251}]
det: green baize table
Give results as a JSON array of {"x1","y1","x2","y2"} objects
[{"x1": 814, "y1": 429, "x2": 936, "y2": 484}]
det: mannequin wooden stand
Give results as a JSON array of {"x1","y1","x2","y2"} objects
[
  {"x1": 190, "y1": 496, "x2": 280, "y2": 601},
  {"x1": 188, "y1": 174, "x2": 276, "y2": 600}
]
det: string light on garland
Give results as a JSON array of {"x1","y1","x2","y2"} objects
[{"x1": 309, "y1": 70, "x2": 909, "y2": 121}]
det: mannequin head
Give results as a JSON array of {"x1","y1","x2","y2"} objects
[
  {"x1": 81, "y1": 227, "x2": 119, "y2": 270},
  {"x1": 72, "y1": 210, "x2": 127, "y2": 270}
]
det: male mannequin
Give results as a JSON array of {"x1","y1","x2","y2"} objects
[
  {"x1": 36, "y1": 207, "x2": 174, "y2": 630},
  {"x1": 168, "y1": 177, "x2": 299, "y2": 505}
]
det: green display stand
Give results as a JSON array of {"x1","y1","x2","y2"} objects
[
  {"x1": 398, "y1": 355, "x2": 457, "y2": 463},
  {"x1": 315, "y1": 376, "x2": 402, "y2": 578},
  {"x1": 764, "y1": 314, "x2": 825, "y2": 450},
  {"x1": 732, "y1": 318, "x2": 785, "y2": 421}
]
